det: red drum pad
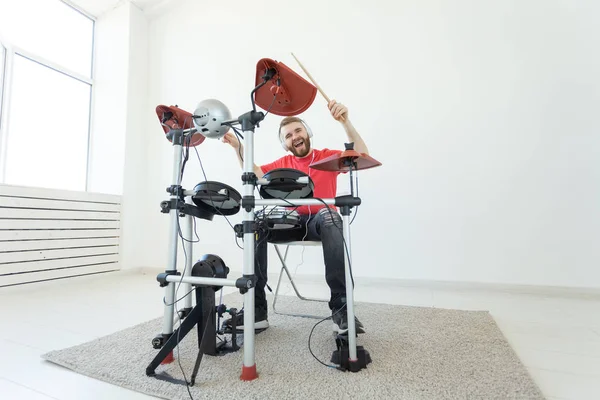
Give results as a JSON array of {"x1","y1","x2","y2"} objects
[
  {"x1": 310, "y1": 150, "x2": 383, "y2": 172},
  {"x1": 156, "y1": 105, "x2": 206, "y2": 147},
  {"x1": 254, "y1": 58, "x2": 317, "y2": 116}
]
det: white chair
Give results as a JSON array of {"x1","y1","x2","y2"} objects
[{"x1": 272, "y1": 241, "x2": 329, "y2": 319}]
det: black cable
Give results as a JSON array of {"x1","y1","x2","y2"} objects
[
  {"x1": 161, "y1": 130, "x2": 198, "y2": 308},
  {"x1": 234, "y1": 235, "x2": 244, "y2": 250},
  {"x1": 193, "y1": 146, "x2": 239, "y2": 235},
  {"x1": 172, "y1": 280, "x2": 217, "y2": 397},
  {"x1": 165, "y1": 202, "x2": 198, "y2": 304},
  {"x1": 252, "y1": 194, "x2": 301, "y2": 286},
  {"x1": 303, "y1": 198, "x2": 361, "y2": 369},
  {"x1": 179, "y1": 116, "x2": 194, "y2": 178},
  {"x1": 227, "y1": 90, "x2": 277, "y2": 164},
  {"x1": 307, "y1": 304, "x2": 348, "y2": 369},
  {"x1": 248, "y1": 190, "x2": 299, "y2": 292},
  {"x1": 196, "y1": 130, "x2": 285, "y2": 295},
  {"x1": 177, "y1": 213, "x2": 200, "y2": 245},
  {"x1": 250, "y1": 79, "x2": 268, "y2": 113},
  {"x1": 217, "y1": 123, "x2": 243, "y2": 162},
  {"x1": 190, "y1": 137, "x2": 241, "y2": 241},
  {"x1": 157, "y1": 210, "x2": 194, "y2": 399},
  {"x1": 181, "y1": 137, "x2": 190, "y2": 177},
  {"x1": 216, "y1": 288, "x2": 224, "y2": 338},
  {"x1": 162, "y1": 286, "x2": 195, "y2": 307},
  {"x1": 312, "y1": 198, "x2": 356, "y2": 287},
  {"x1": 174, "y1": 293, "x2": 195, "y2": 400},
  {"x1": 232, "y1": 126, "x2": 245, "y2": 164},
  {"x1": 191, "y1": 213, "x2": 200, "y2": 243},
  {"x1": 250, "y1": 74, "x2": 278, "y2": 114},
  {"x1": 192, "y1": 144, "x2": 246, "y2": 339},
  {"x1": 254, "y1": 192, "x2": 298, "y2": 229},
  {"x1": 350, "y1": 171, "x2": 359, "y2": 225},
  {"x1": 262, "y1": 87, "x2": 279, "y2": 118}
]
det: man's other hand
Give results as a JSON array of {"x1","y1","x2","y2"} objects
[
  {"x1": 221, "y1": 131, "x2": 241, "y2": 149},
  {"x1": 328, "y1": 99, "x2": 348, "y2": 122}
]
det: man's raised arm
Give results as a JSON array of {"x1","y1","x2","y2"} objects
[{"x1": 328, "y1": 100, "x2": 369, "y2": 155}]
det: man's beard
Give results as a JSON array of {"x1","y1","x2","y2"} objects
[{"x1": 290, "y1": 137, "x2": 311, "y2": 157}]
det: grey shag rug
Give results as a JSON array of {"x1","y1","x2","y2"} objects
[{"x1": 42, "y1": 294, "x2": 544, "y2": 399}]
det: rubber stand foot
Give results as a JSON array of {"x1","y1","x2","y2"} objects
[
  {"x1": 331, "y1": 344, "x2": 372, "y2": 372},
  {"x1": 160, "y1": 351, "x2": 174, "y2": 365},
  {"x1": 240, "y1": 364, "x2": 258, "y2": 381}
]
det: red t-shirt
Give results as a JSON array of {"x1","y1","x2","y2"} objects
[{"x1": 260, "y1": 148, "x2": 342, "y2": 215}]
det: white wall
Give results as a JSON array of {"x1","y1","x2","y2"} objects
[
  {"x1": 88, "y1": 3, "x2": 129, "y2": 195},
  {"x1": 127, "y1": 0, "x2": 600, "y2": 288},
  {"x1": 120, "y1": 4, "x2": 151, "y2": 271},
  {"x1": 89, "y1": 1, "x2": 150, "y2": 270}
]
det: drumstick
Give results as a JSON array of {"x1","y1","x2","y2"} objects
[{"x1": 290, "y1": 52, "x2": 346, "y2": 122}]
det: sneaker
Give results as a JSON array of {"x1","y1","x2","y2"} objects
[
  {"x1": 222, "y1": 308, "x2": 269, "y2": 332},
  {"x1": 332, "y1": 308, "x2": 365, "y2": 335}
]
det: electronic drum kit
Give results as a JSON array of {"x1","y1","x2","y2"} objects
[{"x1": 145, "y1": 55, "x2": 382, "y2": 384}]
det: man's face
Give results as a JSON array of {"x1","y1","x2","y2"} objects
[{"x1": 280, "y1": 121, "x2": 311, "y2": 157}]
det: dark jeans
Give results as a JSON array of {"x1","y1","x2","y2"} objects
[{"x1": 254, "y1": 207, "x2": 347, "y2": 313}]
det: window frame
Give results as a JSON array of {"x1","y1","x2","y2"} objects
[
  {"x1": 0, "y1": 1, "x2": 95, "y2": 191},
  {"x1": 0, "y1": 42, "x2": 5, "y2": 122}
]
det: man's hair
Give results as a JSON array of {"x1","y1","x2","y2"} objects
[{"x1": 278, "y1": 116, "x2": 305, "y2": 137}]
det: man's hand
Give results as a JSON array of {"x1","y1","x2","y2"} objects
[
  {"x1": 221, "y1": 131, "x2": 264, "y2": 178},
  {"x1": 329, "y1": 99, "x2": 369, "y2": 154},
  {"x1": 328, "y1": 99, "x2": 348, "y2": 122},
  {"x1": 221, "y1": 131, "x2": 241, "y2": 150}
]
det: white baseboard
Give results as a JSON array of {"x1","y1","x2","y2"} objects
[{"x1": 130, "y1": 266, "x2": 600, "y2": 299}]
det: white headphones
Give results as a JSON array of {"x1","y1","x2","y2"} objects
[{"x1": 279, "y1": 118, "x2": 313, "y2": 151}]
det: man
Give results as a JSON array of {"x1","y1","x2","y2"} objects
[{"x1": 221, "y1": 99, "x2": 369, "y2": 335}]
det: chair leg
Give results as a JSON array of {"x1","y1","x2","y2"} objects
[{"x1": 272, "y1": 245, "x2": 328, "y2": 320}]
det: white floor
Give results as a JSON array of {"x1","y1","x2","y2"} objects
[{"x1": 0, "y1": 269, "x2": 599, "y2": 400}]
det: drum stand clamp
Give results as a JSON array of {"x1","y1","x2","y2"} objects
[
  {"x1": 241, "y1": 171, "x2": 258, "y2": 186},
  {"x1": 159, "y1": 192, "x2": 215, "y2": 221},
  {"x1": 233, "y1": 220, "x2": 260, "y2": 239}
]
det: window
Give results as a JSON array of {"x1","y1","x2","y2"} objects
[
  {"x1": 0, "y1": 0, "x2": 94, "y2": 78},
  {"x1": 0, "y1": 0, "x2": 94, "y2": 191},
  {"x1": 0, "y1": 42, "x2": 5, "y2": 130},
  {"x1": 4, "y1": 54, "x2": 91, "y2": 191}
]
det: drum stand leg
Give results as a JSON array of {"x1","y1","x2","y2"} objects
[
  {"x1": 238, "y1": 108, "x2": 266, "y2": 381},
  {"x1": 330, "y1": 163, "x2": 371, "y2": 372},
  {"x1": 150, "y1": 130, "x2": 185, "y2": 352}
]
